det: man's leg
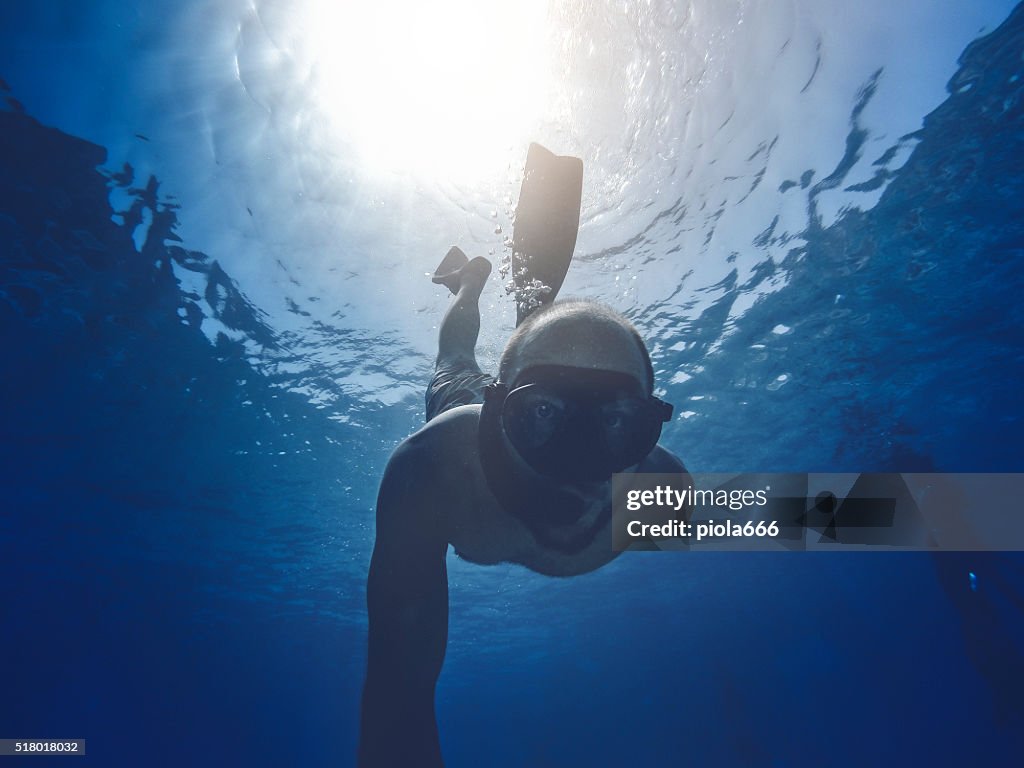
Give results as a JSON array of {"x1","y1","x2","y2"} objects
[
  {"x1": 433, "y1": 247, "x2": 492, "y2": 367},
  {"x1": 425, "y1": 248, "x2": 494, "y2": 422}
]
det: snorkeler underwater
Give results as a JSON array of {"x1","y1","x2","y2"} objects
[{"x1": 2, "y1": 0, "x2": 1024, "y2": 766}]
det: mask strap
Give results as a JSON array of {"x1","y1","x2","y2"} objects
[
  {"x1": 652, "y1": 397, "x2": 674, "y2": 422},
  {"x1": 483, "y1": 381, "x2": 509, "y2": 402}
]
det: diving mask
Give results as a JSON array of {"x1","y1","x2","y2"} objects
[{"x1": 483, "y1": 365, "x2": 674, "y2": 481}]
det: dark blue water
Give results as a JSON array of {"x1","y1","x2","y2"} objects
[{"x1": 3, "y1": 3, "x2": 1024, "y2": 767}]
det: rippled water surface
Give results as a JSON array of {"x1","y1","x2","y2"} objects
[{"x1": 2, "y1": 1, "x2": 1023, "y2": 765}]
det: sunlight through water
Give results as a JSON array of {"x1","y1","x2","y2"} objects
[
  {"x1": 14, "y1": 0, "x2": 1013, "y2": 417},
  {"x1": 302, "y1": 0, "x2": 550, "y2": 182}
]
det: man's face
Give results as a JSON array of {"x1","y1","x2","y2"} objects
[
  {"x1": 502, "y1": 365, "x2": 651, "y2": 481},
  {"x1": 484, "y1": 309, "x2": 670, "y2": 553},
  {"x1": 499, "y1": 318, "x2": 660, "y2": 487}
]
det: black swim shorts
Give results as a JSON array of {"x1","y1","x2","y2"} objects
[{"x1": 425, "y1": 358, "x2": 495, "y2": 422}]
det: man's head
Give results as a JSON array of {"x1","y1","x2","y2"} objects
[
  {"x1": 477, "y1": 300, "x2": 672, "y2": 553},
  {"x1": 498, "y1": 299, "x2": 654, "y2": 394},
  {"x1": 486, "y1": 300, "x2": 669, "y2": 485}
]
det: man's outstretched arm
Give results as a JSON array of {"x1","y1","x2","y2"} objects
[{"x1": 359, "y1": 442, "x2": 449, "y2": 767}]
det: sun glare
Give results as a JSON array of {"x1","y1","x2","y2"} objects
[{"x1": 303, "y1": 0, "x2": 552, "y2": 183}]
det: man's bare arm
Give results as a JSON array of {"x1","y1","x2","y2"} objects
[{"x1": 359, "y1": 441, "x2": 449, "y2": 767}]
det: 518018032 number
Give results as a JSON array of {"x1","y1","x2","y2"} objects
[{"x1": 0, "y1": 739, "x2": 85, "y2": 756}]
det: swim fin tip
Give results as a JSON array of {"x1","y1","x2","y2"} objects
[
  {"x1": 512, "y1": 143, "x2": 584, "y2": 326},
  {"x1": 432, "y1": 246, "x2": 470, "y2": 294},
  {"x1": 432, "y1": 247, "x2": 492, "y2": 296}
]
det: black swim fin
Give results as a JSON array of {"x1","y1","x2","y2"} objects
[
  {"x1": 432, "y1": 246, "x2": 493, "y2": 295},
  {"x1": 511, "y1": 143, "x2": 584, "y2": 325},
  {"x1": 432, "y1": 246, "x2": 470, "y2": 294}
]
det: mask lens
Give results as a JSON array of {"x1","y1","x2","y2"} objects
[
  {"x1": 502, "y1": 378, "x2": 667, "y2": 479},
  {"x1": 611, "y1": 402, "x2": 668, "y2": 469},
  {"x1": 504, "y1": 386, "x2": 568, "y2": 449},
  {"x1": 599, "y1": 398, "x2": 647, "y2": 463}
]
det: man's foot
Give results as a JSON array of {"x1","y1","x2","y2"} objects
[{"x1": 432, "y1": 247, "x2": 492, "y2": 296}]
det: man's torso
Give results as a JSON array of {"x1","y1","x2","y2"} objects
[{"x1": 407, "y1": 405, "x2": 687, "y2": 577}]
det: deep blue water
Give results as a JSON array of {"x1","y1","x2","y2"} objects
[{"x1": 2, "y1": 1, "x2": 1024, "y2": 766}]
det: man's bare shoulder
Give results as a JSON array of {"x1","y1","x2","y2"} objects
[
  {"x1": 379, "y1": 405, "x2": 484, "y2": 512},
  {"x1": 398, "y1": 405, "x2": 482, "y2": 470},
  {"x1": 642, "y1": 444, "x2": 690, "y2": 476},
  {"x1": 411, "y1": 404, "x2": 481, "y2": 443}
]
